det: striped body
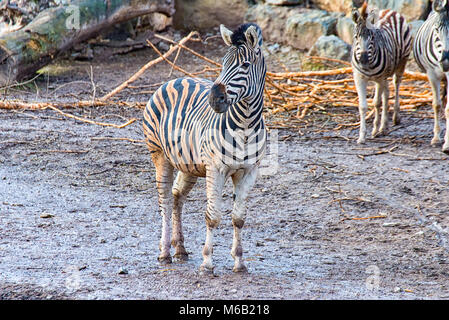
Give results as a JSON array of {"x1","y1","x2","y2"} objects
[
  {"x1": 412, "y1": 0, "x2": 449, "y2": 153},
  {"x1": 351, "y1": 3, "x2": 411, "y2": 144},
  {"x1": 414, "y1": 11, "x2": 449, "y2": 74},
  {"x1": 143, "y1": 77, "x2": 266, "y2": 177},
  {"x1": 352, "y1": 9, "x2": 412, "y2": 80},
  {"x1": 143, "y1": 23, "x2": 267, "y2": 273}
]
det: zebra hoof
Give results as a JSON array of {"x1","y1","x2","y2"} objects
[
  {"x1": 431, "y1": 138, "x2": 442, "y2": 146},
  {"x1": 442, "y1": 144, "x2": 449, "y2": 154},
  {"x1": 378, "y1": 128, "x2": 388, "y2": 136},
  {"x1": 199, "y1": 264, "x2": 214, "y2": 276},
  {"x1": 232, "y1": 265, "x2": 248, "y2": 273},
  {"x1": 173, "y1": 252, "x2": 189, "y2": 262},
  {"x1": 393, "y1": 116, "x2": 401, "y2": 126},
  {"x1": 357, "y1": 137, "x2": 366, "y2": 144},
  {"x1": 158, "y1": 255, "x2": 172, "y2": 264}
]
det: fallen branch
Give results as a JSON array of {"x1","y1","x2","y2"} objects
[
  {"x1": 100, "y1": 31, "x2": 200, "y2": 101},
  {"x1": 47, "y1": 105, "x2": 136, "y2": 129}
]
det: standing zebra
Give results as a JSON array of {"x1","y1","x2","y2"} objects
[
  {"x1": 143, "y1": 23, "x2": 267, "y2": 273},
  {"x1": 413, "y1": 0, "x2": 449, "y2": 153},
  {"x1": 351, "y1": 2, "x2": 412, "y2": 144}
]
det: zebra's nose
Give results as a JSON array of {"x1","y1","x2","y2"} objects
[
  {"x1": 440, "y1": 51, "x2": 449, "y2": 72},
  {"x1": 209, "y1": 83, "x2": 229, "y2": 113},
  {"x1": 360, "y1": 52, "x2": 370, "y2": 65}
]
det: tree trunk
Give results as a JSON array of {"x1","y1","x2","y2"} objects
[{"x1": 0, "y1": 0, "x2": 175, "y2": 86}]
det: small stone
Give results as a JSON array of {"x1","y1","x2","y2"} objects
[
  {"x1": 40, "y1": 213, "x2": 54, "y2": 219},
  {"x1": 394, "y1": 287, "x2": 402, "y2": 293},
  {"x1": 118, "y1": 267, "x2": 128, "y2": 275}
]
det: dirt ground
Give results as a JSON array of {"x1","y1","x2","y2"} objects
[{"x1": 1, "y1": 30, "x2": 449, "y2": 300}]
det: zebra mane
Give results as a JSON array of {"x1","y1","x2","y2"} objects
[
  {"x1": 435, "y1": 7, "x2": 449, "y2": 30},
  {"x1": 230, "y1": 23, "x2": 262, "y2": 47}
]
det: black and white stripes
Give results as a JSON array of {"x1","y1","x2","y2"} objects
[
  {"x1": 351, "y1": 2, "x2": 412, "y2": 144},
  {"x1": 143, "y1": 23, "x2": 267, "y2": 273},
  {"x1": 413, "y1": 0, "x2": 449, "y2": 153}
]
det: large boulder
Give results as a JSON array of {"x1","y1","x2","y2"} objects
[
  {"x1": 285, "y1": 9, "x2": 342, "y2": 50},
  {"x1": 336, "y1": 16, "x2": 354, "y2": 45},
  {"x1": 265, "y1": 0, "x2": 304, "y2": 4},
  {"x1": 313, "y1": 0, "x2": 430, "y2": 22},
  {"x1": 369, "y1": 0, "x2": 430, "y2": 21},
  {"x1": 308, "y1": 35, "x2": 352, "y2": 61},
  {"x1": 312, "y1": 0, "x2": 353, "y2": 15},
  {"x1": 173, "y1": 0, "x2": 249, "y2": 30},
  {"x1": 409, "y1": 19, "x2": 425, "y2": 38},
  {"x1": 245, "y1": 3, "x2": 304, "y2": 44}
]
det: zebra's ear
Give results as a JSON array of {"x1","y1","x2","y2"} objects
[
  {"x1": 245, "y1": 25, "x2": 259, "y2": 49},
  {"x1": 434, "y1": 0, "x2": 447, "y2": 12},
  {"x1": 352, "y1": 8, "x2": 360, "y2": 23},
  {"x1": 220, "y1": 24, "x2": 233, "y2": 47}
]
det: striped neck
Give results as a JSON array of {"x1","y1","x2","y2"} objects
[{"x1": 223, "y1": 69, "x2": 266, "y2": 131}]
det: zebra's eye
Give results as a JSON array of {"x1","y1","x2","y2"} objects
[{"x1": 241, "y1": 62, "x2": 251, "y2": 70}]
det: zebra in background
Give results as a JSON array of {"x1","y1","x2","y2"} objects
[
  {"x1": 351, "y1": 1, "x2": 412, "y2": 144},
  {"x1": 143, "y1": 23, "x2": 267, "y2": 273},
  {"x1": 413, "y1": 0, "x2": 449, "y2": 153}
]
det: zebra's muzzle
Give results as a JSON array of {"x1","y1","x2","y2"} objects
[
  {"x1": 440, "y1": 51, "x2": 449, "y2": 72},
  {"x1": 359, "y1": 51, "x2": 370, "y2": 66},
  {"x1": 209, "y1": 83, "x2": 230, "y2": 113}
]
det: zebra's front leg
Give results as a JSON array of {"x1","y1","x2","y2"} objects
[
  {"x1": 230, "y1": 168, "x2": 258, "y2": 273},
  {"x1": 200, "y1": 168, "x2": 225, "y2": 274},
  {"x1": 172, "y1": 171, "x2": 198, "y2": 262},
  {"x1": 443, "y1": 74, "x2": 449, "y2": 153},
  {"x1": 151, "y1": 151, "x2": 174, "y2": 264},
  {"x1": 429, "y1": 71, "x2": 442, "y2": 146},
  {"x1": 354, "y1": 72, "x2": 368, "y2": 144}
]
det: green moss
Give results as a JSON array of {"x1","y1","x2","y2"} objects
[
  {"x1": 37, "y1": 63, "x2": 75, "y2": 76},
  {"x1": 301, "y1": 59, "x2": 328, "y2": 71}
]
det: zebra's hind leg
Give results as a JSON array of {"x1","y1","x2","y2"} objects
[
  {"x1": 230, "y1": 168, "x2": 258, "y2": 273},
  {"x1": 378, "y1": 79, "x2": 390, "y2": 136},
  {"x1": 372, "y1": 82, "x2": 382, "y2": 138},
  {"x1": 172, "y1": 171, "x2": 198, "y2": 262},
  {"x1": 392, "y1": 66, "x2": 405, "y2": 126},
  {"x1": 428, "y1": 71, "x2": 443, "y2": 146},
  {"x1": 200, "y1": 168, "x2": 225, "y2": 275},
  {"x1": 151, "y1": 151, "x2": 174, "y2": 264},
  {"x1": 443, "y1": 74, "x2": 449, "y2": 153}
]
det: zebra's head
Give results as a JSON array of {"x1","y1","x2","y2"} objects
[
  {"x1": 432, "y1": 0, "x2": 449, "y2": 72},
  {"x1": 209, "y1": 23, "x2": 265, "y2": 114},
  {"x1": 352, "y1": 2, "x2": 379, "y2": 66}
]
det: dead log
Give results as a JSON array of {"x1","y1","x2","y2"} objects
[{"x1": 0, "y1": 0, "x2": 175, "y2": 86}]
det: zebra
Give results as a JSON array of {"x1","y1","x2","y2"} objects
[
  {"x1": 351, "y1": 1, "x2": 412, "y2": 144},
  {"x1": 143, "y1": 23, "x2": 267, "y2": 273},
  {"x1": 413, "y1": 0, "x2": 449, "y2": 153}
]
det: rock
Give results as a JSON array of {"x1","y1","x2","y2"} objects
[
  {"x1": 245, "y1": 3, "x2": 304, "y2": 44},
  {"x1": 308, "y1": 35, "x2": 352, "y2": 61},
  {"x1": 369, "y1": 0, "x2": 430, "y2": 21},
  {"x1": 409, "y1": 20, "x2": 425, "y2": 38},
  {"x1": 173, "y1": 0, "x2": 249, "y2": 30},
  {"x1": 40, "y1": 213, "x2": 55, "y2": 219},
  {"x1": 313, "y1": 0, "x2": 353, "y2": 15},
  {"x1": 148, "y1": 12, "x2": 172, "y2": 32},
  {"x1": 286, "y1": 10, "x2": 342, "y2": 50},
  {"x1": 118, "y1": 267, "x2": 128, "y2": 275},
  {"x1": 336, "y1": 16, "x2": 354, "y2": 45},
  {"x1": 314, "y1": 0, "x2": 430, "y2": 22},
  {"x1": 266, "y1": 0, "x2": 304, "y2": 4}
]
